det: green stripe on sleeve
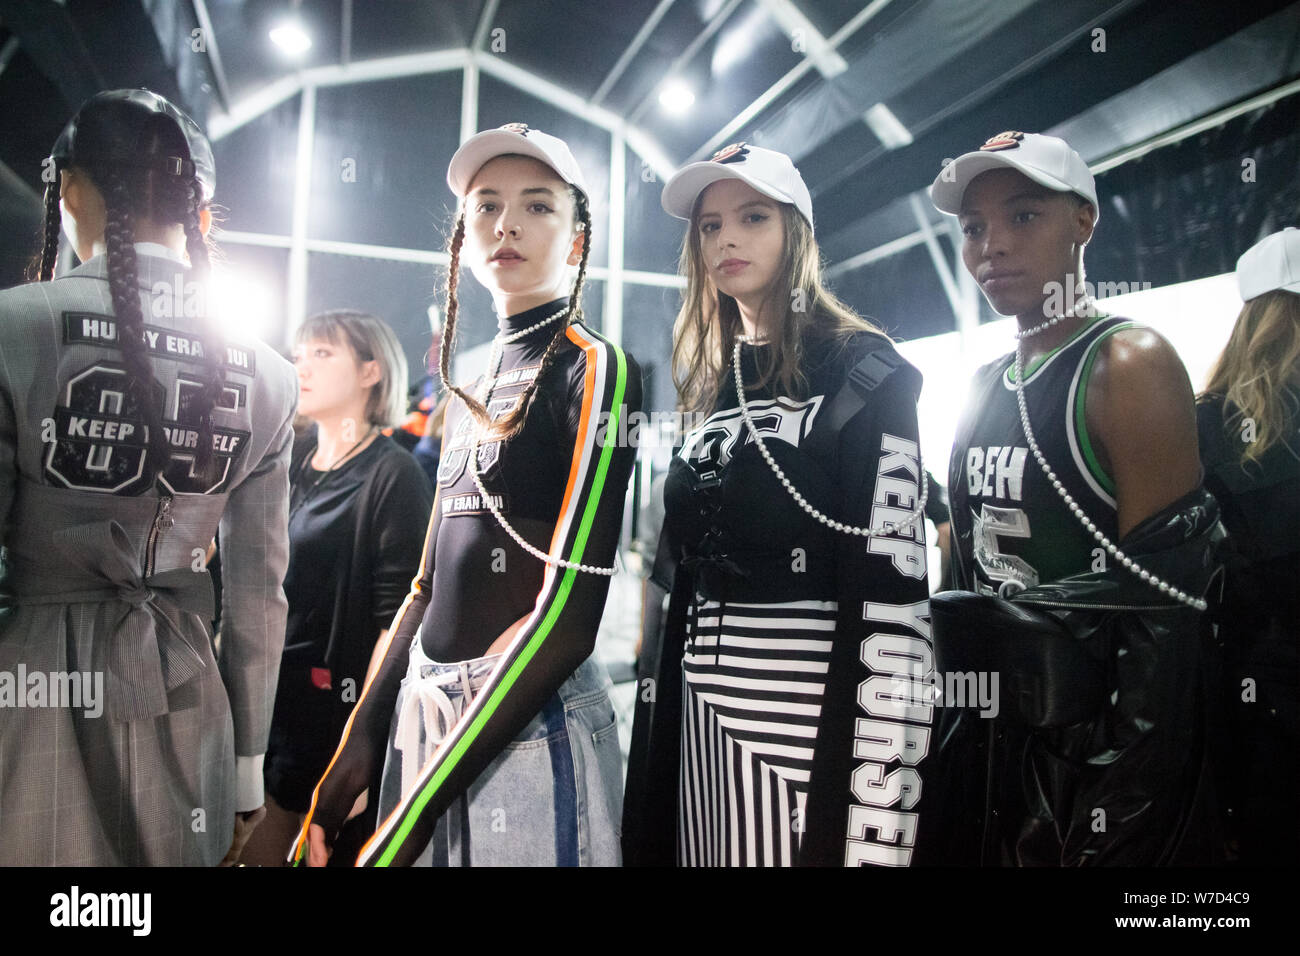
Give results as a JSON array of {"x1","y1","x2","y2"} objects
[
  {"x1": 1073, "y1": 322, "x2": 1136, "y2": 497},
  {"x1": 373, "y1": 342, "x2": 628, "y2": 867}
]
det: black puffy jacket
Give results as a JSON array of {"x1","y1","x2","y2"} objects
[{"x1": 917, "y1": 487, "x2": 1226, "y2": 866}]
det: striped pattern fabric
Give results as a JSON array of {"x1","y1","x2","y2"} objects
[{"x1": 678, "y1": 598, "x2": 838, "y2": 867}]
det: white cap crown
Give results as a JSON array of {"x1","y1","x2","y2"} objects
[
  {"x1": 662, "y1": 143, "x2": 814, "y2": 233},
  {"x1": 448, "y1": 123, "x2": 588, "y2": 199},
  {"x1": 930, "y1": 131, "x2": 1098, "y2": 222},
  {"x1": 1237, "y1": 227, "x2": 1300, "y2": 301}
]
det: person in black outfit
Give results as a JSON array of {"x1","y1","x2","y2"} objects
[
  {"x1": 241, "y1": 309, "x2": 431, "y2": 865},
  {"x1": 1198, "y1": 228, "x2": 1300, "y2": 865},
  {"x1": 625, "y1": 144, "x2": 932, "y2": 866}
]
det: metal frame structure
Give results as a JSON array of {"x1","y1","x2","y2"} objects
[
  {"x1": 209, "y1": 0, "x2": 686, "y2": 343},
  {"x1": 202, "y1": 1, "x2": 1296, "y2": 349}
]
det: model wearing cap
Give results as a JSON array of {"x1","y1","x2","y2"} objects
[
  {"x1": 623, "y1": 144, "x2": 933, "y2": 866},
  {"x1": 294, "y1": 124, "x2": 642, "y2": 867},
  {"x1": 920, "y1": 132, "x2": 1225, "y2": 865},
  {"x1": 1197, "y1": 227, "x2": 1300, "y2": 865},
  {"x1": 0, "y1": 89, "x2": 298, "y2": 864}
]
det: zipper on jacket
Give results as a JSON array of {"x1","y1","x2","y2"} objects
[
  {"x1": 144, "y1": 494, "x2": 174, "y2": 577},
  {"x1": 1014, "y1": 598, "x2": 1177, "y2": 612}
]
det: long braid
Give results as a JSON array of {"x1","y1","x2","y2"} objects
[
  {"x1": 103, "y1": 173, "x2": 168, "y2": 473},
  {"x1": 181, "y1": 180, "x2": 226, "y2": 471},
  {"x1": 439, "y1": 210, "x2": 493, "y2": 428},
  {"x1": 36, "y1": 181, "x2": 62, "y2": 282},
  {"x1": 493, "y1": 187, "x2": 592, "y2": 439}
]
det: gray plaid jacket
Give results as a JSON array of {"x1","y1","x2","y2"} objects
[{"x1": 0, "y1": 248, "x2": 296, "y2": 864}]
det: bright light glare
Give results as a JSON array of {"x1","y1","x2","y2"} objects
[
  {"x1": 658, "y1": 82, "x2": 696, "y2": 114},
  {"x1": 209, "y1": 265, "x2": 274, "y2": 343},
  {"x1": 270, "y1": 20, "x2": 312, "y2": 56}
]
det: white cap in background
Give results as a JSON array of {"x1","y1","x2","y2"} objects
[
  {"x1": 447, "y1": 122, "x2": 588, "y2": 198},
  {"x1": 662, "y1": 142, "x2": 815, "y2": 233},
  {"x1": 1237, "y1": 227, "x2": 1300, "y2": 301},
  {"x1": 930, "y1": 131, "x2": 1098, "y2": 222}
]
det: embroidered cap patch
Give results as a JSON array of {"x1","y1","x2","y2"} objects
[
  {"x1": 980, "y1": 131, "x2": 1025, "y2": 152},
  {"x1": 710, "y1": 142, "x2": 749, "y2": 164}
]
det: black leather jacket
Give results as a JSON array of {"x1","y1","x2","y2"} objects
[{"x1": 918, "y1": 487, "x2": 1226, "y2": 865}]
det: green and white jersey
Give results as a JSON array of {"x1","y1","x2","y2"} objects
[{"x1": 948, "y1": 315, "x2": 1134, "y2": 594}]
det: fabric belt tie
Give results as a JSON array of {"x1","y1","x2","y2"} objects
[
  {"x1": 393, "y1": 665, "x2": 475, "y2": 801},
  {"x1": 10, "y1": 519, "x2": 214, "y2": 722}
]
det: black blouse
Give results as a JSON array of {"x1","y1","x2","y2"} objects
[{"x1": 283, "y1": 430, "x2": 433, "y2": 683}]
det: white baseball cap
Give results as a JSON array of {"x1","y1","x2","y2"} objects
[
  {"x1": 447, "y1": 122, "x2": 588, "y2": 199},
  {"x1": 1237, "y1": 227, "x2": 1300, "y2": 301},
  {"x1": 930, "y1": 131, "x2": 1099, "y2": 223},
  {"x1": 661, "y1": 143, "x2": 815, "y2": 233}
]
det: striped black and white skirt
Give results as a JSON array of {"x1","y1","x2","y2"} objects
[{"x1": 678, "y1": 597, "x2": 837, "y2": 867}]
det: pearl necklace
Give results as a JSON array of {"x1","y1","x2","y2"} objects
[
  {"x1": 461, "y1": 332, "x2": 618, "y2": 576},
  {"x1": 496, "y1": 305, "x2": 568, "y2": 344},
  {"x1": 731, "y1": 337, "x2": 929, "y2": 538},
  {"x1": 1011, "y1": 341, "x2": 1207, "y2": 611},
  {"x1": 1015, "y1": 295, "x2": 1097, "y2": 340}
]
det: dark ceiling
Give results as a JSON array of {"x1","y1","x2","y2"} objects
[{"x1": 2, "y1": 0, "x2": 1299, "y2": 353}]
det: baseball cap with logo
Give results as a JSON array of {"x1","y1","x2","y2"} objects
[
  {"x1": 447, "y1": 122, "x2": 588, "y2": 199},
  {"x1": 1237, "y1": 227, "x2": 1300, "y2": 301},
  {"x1": 930, "y1": 131, "x2": 1098, "y2": 223},
  {"x1": 662, "y1": 142, "x2": 815, "y2": 233}
]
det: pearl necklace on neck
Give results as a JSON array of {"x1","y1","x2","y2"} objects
[
  {"x1": 1010, "y1": 341, "x2": 1206, "y2": 610},
  {"x1": 1015, "y1": 295, "x2": 1097, "y2": 340},
  {"x1": 731, "y1": 337, "x2": 929, "y2": 538},
  {"x1": 496, "y1": 304, "x2": 569, "y2": 344}
]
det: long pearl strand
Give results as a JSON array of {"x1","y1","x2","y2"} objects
[
  {"x1": 461, "y1": 318, "x2": 619, "y2": 576},
  {"x1": 731, "y1": 338, "x2": 929, "y2": 538},
  {"x1": 1012, "y1": 341, "x2": 1207, "y2": 611}
]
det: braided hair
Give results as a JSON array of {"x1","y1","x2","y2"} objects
[
  {"x1": 439, "y1": 185, "x2": 592, "y2": 440},
  {"x1": 36, "y1": 181, "x2": 62, "y2": 282},
  {"x1": 36, "y1": 122, "x2": 227, "y2": 478}
]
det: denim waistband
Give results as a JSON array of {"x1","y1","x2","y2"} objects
[{"x1": 405, "y1": 629, "x2": 612, "y2": 707}]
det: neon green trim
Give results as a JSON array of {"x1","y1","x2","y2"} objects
[
  {"x1": 1073, "y1": 322, "x2": 1136, "y2": 496},
  {"x1": 374, "y1": 341, "x2": 629, "y2": 867},
  {"x1": 1006, "y1": 313, "x2": 1109, "y2": 384}
]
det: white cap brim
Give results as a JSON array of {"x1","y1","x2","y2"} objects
[
  {"x1": 1239, "y1": 275, "x2": 1300, "y2": 301},
  {"x1": 930, "y1": 152, "x2": 1097, "y2": 217},
  {"x1": 661, "y1": 162, "x2": 797, "y2": 220}
]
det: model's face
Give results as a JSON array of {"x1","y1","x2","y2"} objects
[
  {"x1": 958, "y1": 167, "x2": 1095, "y2": 319},
  {"x1": 292, "y1": 336, "x2": 378, "y2": 424},
  {"x1": 695, "y1": 178, "x2": 785, "y2": 307},
  {"x1": 463, "y1": 155, "x2": 582, "y2": 303}
]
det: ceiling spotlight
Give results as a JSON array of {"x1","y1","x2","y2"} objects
[
  {"x1": 658, "y1": 81, "x2": 695, "y2": 115},
  {"x1": 863, "y1": 103, "x2": 913, "y2": 150},
  {"x1": 270, "y1": 20, "x2": 312, "y2": 56}
]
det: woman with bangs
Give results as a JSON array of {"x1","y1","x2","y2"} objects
[
  {"x1": 240, "y1": 309, "x2": 432, "y2": 866},
  {"x1": 624, "y1": 143, "x2": 932, "y2": 867}
]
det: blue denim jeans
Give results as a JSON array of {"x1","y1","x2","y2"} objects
[{"x1": 377, "y1": 634, "x2": 623, "y2": 866}]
